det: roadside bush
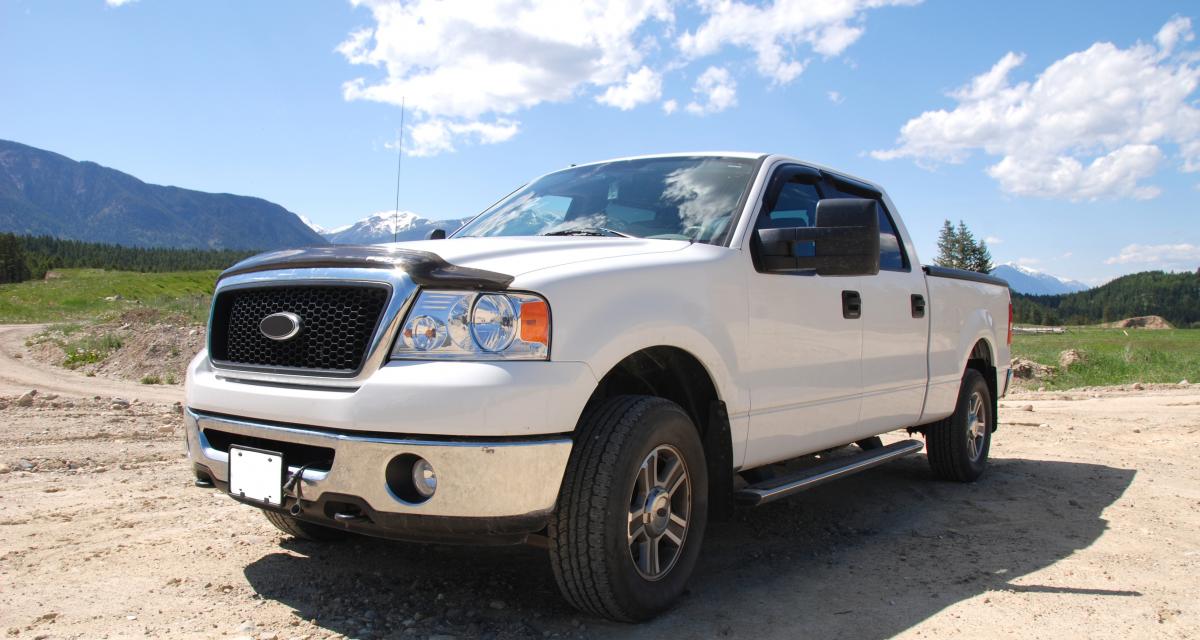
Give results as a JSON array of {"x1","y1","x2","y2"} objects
[{"x1": 61, "y1": 334, "x2": 123, "y2": 369}]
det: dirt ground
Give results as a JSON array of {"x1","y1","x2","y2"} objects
[
  {"x1": 1, "y1": 325, "x2": 1198, "y2": 639},
  {"x1": 22, "y1": 312, "x2": 204, "y2": 387}
]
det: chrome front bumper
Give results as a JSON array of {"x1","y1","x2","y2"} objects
[{"x1": 184, "y1": 408, "x2": 573, "y2": 519}]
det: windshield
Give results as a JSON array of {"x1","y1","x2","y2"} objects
[{"x1": 454, "y1": 156, "x2": 758, "y2": 245}]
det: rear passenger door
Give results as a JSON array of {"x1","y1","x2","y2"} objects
[{"x1": 822, "y1": 175, "x2": 929, "y2": 432}]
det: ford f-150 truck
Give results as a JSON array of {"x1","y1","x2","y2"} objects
[{"x1": 185, "y1": 152, "x2": 1011, "y2": 621}]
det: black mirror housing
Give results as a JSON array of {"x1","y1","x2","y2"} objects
[{"x1": 756, "y1": 198, "x2": 881, "y2": 276}]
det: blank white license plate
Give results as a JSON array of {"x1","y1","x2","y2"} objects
[{"x1": 228, "y1": 446, "x2": 285, "y2": 506}]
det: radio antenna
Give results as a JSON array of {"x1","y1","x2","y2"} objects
[{"x1": 393, "y1": 96, "x2": 405, "y2": 243}]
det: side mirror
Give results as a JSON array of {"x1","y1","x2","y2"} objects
[
  {"x1": 756, "y1": 198, "x2": 880, "y2": 276},
  {"x1": 426, "y1": 228, "x2": 447, "y2": 240}
]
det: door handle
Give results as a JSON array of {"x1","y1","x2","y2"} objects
[
  {"x1": 842, "y1": 290, "x2": 861, "y2": 319},
  {"x1": 911, "y1": 294, "x2": 926, "y2": 318}
]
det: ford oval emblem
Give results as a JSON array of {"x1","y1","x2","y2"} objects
[{"x1": 259, "y1": 312, "x2": 302, "y2": 341}]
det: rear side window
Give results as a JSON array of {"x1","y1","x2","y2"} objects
[{"x1": 822, "y1": 182, "x2": 908, "y2": 271}]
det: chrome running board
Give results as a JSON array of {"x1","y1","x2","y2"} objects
[{"x1": 734, "y1": 439, "x2": 925, "y2": 507}]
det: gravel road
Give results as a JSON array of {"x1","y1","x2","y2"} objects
[{"x1": 1, "y1": 331, "x2": 1197, "y2": 639}]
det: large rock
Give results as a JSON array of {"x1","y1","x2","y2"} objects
[
  {"x1": 1058, "y1": 349, "x2": 1086, "y2": 370},
  {"x1": 1011, "y1": 358, "x2": 1054, "y2": 380},
  {"x1": 15, "y1": 390, "x2": 37, "y2": 407}
]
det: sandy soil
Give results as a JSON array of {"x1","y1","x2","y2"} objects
[{"x1": 1, "y1": 331, "x2": 1198, "y2": 639}]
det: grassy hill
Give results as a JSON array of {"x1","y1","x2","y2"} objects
[
  {"x1": 1014, "y1": 270, "x2": 1199, "y2": 327},
  {"x1": 0, "y1": 268, "x2": 217, "y2": 323}
]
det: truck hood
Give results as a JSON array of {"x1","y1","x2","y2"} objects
[
  {"x1": 220, "y1": 236, "x2": 691, "y2": 288},
  {"x1": 389, "y1": 236, "x2": 691, "y2": 277}
]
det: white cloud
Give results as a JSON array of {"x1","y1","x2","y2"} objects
[
  {"x1": 873, "y1": 17, "x2": 1200, "y2": 201},
  {"x1": 105, "y1": 0, "x2": 137, "y2": 6},
  {"x1": 984, "y1": 235, "x2": 1002, "y2": 245},
  {"x1": 407, "y1": 119, "x2": 519, "y2": 157},
  {"x1": 686, "y1": 66, "x2": 737, "y2": 115},
  {"x1": 339, "y1": 0, "x2": 915, "y2": 154},
  {"x1": 1016, "y1": 257, "x2": 1041, "y2": 267},
  {"x1": 827, "y1": 90, "x2": 844, "y2": 104},
  {"x1": 596, "y1": 66, "x2": 663, "y2": 110},
  {"x1": 677, "y1": 0, "x2": 921, "y2": 83},
  {"x1": 1105, "y1": 243, "x2": 1200, "y2": 270},
  {"x1": 1157, "y1": 14, "x2": 1195, "y2": 53},
  {"x1": 339, "y1": 0, "x2": 673, "y2": 154}
]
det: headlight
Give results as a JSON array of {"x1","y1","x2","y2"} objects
[{"x1": 391, "y1": 290, "x2": 550, "y2": 360}]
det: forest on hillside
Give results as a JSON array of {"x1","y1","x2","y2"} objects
[
  {"x1": 1013, "y1": 270, "x2": 1200, "y2": 327},
  {"x1": 0, "y1": 233, "x2": 254, "y2": 283}
]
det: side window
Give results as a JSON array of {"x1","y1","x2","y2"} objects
[
  {"x1": 755, "y1": 177, "x2": 821, "y2": 259},
  {"x1": 874, "y1": 203, "x2": 906, "y2": 271},
  {"x1": 821, "y1": 182, "x2": 908, "y2": 271}
]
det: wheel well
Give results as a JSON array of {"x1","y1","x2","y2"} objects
[
  {"x1": 967, "y1": 339, "x2": 998, "y2": 429},
  {"x1": 584, "y1": 346, "x2": 733, "y2": 519},
  {"x1": 586, "y1": 347, "x2": 717, "y2": 432}
]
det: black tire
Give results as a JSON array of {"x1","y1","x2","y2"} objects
[
  {"x1": 548, "y1": 396, "x2": 709, "y2": 622},
  {"x1": 262, "y1": 509, "x2": 348, "y2": 542},
  {"x1": 926, "y1": 369, "x2": 993, "y2": 482}
]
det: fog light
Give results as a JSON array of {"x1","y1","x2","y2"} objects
[{"x1": 412, "y1": 457, "x2": 437, "y2": 498}]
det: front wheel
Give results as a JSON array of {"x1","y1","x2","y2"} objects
[
  {"x1": 548, "y1": 396, "x2": 708, "y2": 622},
  {"x1": 926, "y1": 368, "x2": 993, "y2": 482}
]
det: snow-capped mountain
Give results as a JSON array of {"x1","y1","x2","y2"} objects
[
  {"x1": 991, "y1": 263, "x2": 1089, "y2": 296},
  {"x1": 321, "y1": 211, "x2": 471, "y2": 244},
  {"x1": 296, "y1": 214, "x2": 325, "y2": 235}
]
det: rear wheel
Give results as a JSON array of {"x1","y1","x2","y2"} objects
[
  {"x1": 926, "y1": 368, "x2": 993, "y2": 482},
  {"x1": 262, "y1": 509, "x2": 348, "y2": 542},
  {"x1": 548, "y1": 396, "x2": 708, "y2": 622}
]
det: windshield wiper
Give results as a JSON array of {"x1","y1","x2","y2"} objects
[{"x1": 541, "y1": 227, "x2": 634, "y2": 238}]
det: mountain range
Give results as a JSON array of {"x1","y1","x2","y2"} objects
[
  {"x1": 312, "y1": 211, "x2": 471, "y2": 244},
  {"x1": 0, "y1": 139, "x2": 325, "y2": 250},
  {"x1": 991, "y1": 263, "x2": 1089, "y2": 296}
]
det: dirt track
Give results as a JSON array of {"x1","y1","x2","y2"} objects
[
  {"x1": 1, "y1": 330, "x2": 1198, "y2": 639},
  {"x1": 0, "y1": 325, "x2": 182, "y2": 403}
]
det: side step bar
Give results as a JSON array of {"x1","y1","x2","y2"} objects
[{"x1": 734, "y1": 439, "x2": 925, "y2": 507}]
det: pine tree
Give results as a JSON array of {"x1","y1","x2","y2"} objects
[
  {"x1": 935, "y1": 220, "x2": 992, "y2": 273},
  {"x1": 0, "y1": 233, "x2": 32, "y2": 284},
  {"x1": 935, "y1": 220, "x2": 958, "y2": 269},
  {"x1": 967, "y1": 237, "x2": 993, "y2": 274},
  {"x1": 954, "y1": 221, "x2": 976, "y2": 270}
]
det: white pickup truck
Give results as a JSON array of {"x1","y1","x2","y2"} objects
[{"x1": 185, "y1": 152, "x2": 1011, "y2": 621}]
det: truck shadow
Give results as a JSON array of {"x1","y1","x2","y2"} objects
[{"x1": 243, "y1": 455, "x2": 1135, "y2": 639}]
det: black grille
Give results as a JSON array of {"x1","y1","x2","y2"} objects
[{"x1": 210, "y1": 284, "x2": 390, "y2": 374}]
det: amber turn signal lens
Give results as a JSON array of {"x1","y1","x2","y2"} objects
[{"x1": 519, "y1": 300, "x2": 550, "y2": 345}]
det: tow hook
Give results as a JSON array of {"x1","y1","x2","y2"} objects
[{"x1": 332, "y1": 510, "x2": 367, "y2": 523}]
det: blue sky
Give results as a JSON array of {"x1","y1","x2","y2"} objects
[{"x1": 2, "y1": 0, "x2": 1198, "y2": 283}]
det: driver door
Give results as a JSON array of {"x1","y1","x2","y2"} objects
[{"x1": 743, "y1": 165, "x2": 865, "y2": 469}]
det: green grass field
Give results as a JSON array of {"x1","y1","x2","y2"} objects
[
  {"x1": 3, "y1": 269, "x2": 1197, "y2": 390},
  {"x1": 0, "y1": 268, "x2": 217, "y2": 324},
  {"x1": 1012, "y1": 327, "x2": 1200, "y2": 389}
]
